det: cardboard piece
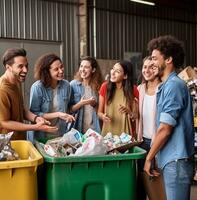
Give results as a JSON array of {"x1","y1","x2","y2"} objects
[
  {"x1": 178, "y1": 66, "x2": 197, "y2": 81},
  {"x1": 141, "y1": 172, "x2": 167, "y2": 200}
]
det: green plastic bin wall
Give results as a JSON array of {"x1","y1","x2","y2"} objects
[{"x1": 36, "y1": 142, "x2": 146, "y2": 200}]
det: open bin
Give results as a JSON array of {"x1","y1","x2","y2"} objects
[
  {"x1": 0, "y1": 140, "x2": 43, "y2": 200},
  {"x1": 36, "y1": 141, "x2": 146, "y2": 200}
]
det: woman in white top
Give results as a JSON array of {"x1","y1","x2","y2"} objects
[
  {"x1": 137, "y1": 56, "x2": 161, "y2": 200},
  {"x1": 138, "y1": 56, "x2": 161, "y2": 143}
]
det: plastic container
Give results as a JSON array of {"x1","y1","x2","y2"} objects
[
  {"x1": 36, "y1": 141, "x2": 146, "y2": 200},
  {"x1": 0, "y1": 140, "x2": 43, "y2": 200}
]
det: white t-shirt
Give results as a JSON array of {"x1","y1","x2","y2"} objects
[
  {"x1": 142, "y1": 94, "x2": 156, "y2": 139},
  {"x1": 83, "y1": 85, "x2": 95, "y2": 133},
  {"x1": 45, "y1": 87, "x2": 60, "y2": 137}
]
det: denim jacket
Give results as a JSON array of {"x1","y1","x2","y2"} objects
[
  {"x1": 27, "y1": 80, "x2": 71, "y2": 142},
  {"x1": 156, "y1": 72, "x2": 195, "y2": 169},
  {"x1": 70, "y1": 79, "x2": 101, "y2": 133}
]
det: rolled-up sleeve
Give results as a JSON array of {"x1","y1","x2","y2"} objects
[
  {"x1": 160, "y1": 112, "x2": 177, "y2": 126},
  {"x1": 158, "y1": 80, "x2": 186, "y2": 127}
]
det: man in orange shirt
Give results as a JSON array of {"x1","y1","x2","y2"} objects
[{"x1": 0, "y1": 48, "x2": 58, "y2": 140}]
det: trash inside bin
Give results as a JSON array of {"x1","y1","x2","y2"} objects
[
  {"x1": 36, "y1": 140, "x2": 146, "y2": 200},
  {"x1": 0, "y1": 140, "x2": 43, "y2": 200}
]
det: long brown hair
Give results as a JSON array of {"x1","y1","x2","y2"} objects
[
  {"x1": 106, "y1": 60, "x2": 138, "y2": 120},
  {"x1": 74, "y1": 56, "x2": 103, "y2": 91},
  {"x1": 107, "y1": 60, "x2": 135, "y2": 105}
]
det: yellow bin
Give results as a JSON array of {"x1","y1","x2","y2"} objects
[{"x1": 0, "y1": 140, "x2": 43, "y2": 200}]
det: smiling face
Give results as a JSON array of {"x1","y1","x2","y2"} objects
[
  {"x1": 142, "y1": 59, "x2": 158, "y2": 81},
  {"x1": 79, "y1": 60, "x2": 94, "y2": 80},
  {"x1": 8, "y1": 56, "x2": 28, "y2": 83},
  {"x1": 49, "y1": 60, "x2": 64, "y2": 81},
  {"x1": 110, "y1": 63, "x2": 127, "y2": 84},
  {"x1": 151, "y1": 49, "x2": 167, "y2": 78}
]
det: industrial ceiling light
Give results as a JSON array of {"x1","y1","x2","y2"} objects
[{"x1": 130, "y1": 0, "x2": 155, "y2": 6}]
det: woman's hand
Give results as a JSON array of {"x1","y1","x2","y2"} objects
[
  {"x1": 101, "y1": 113, "x2": 111, "y2": 123},
  {"x1": 34, "y1": 116, "x2": 51, "y2": 125},
  {"x1": 81, "y1": 96, "x2": 96, "y2": 107},
  {"x1": 70, "y1": 96, "x2": 97, "y2": 113},
  {"x1": 118, "y1": 104, "x2": 129, "y2": 114},
  {"x1": 118, "y1": 104, "x2": 138, "y2": 120},
  {"x1": 118, "y1": 104, "x2": 134, "y2": 117},
  {"x1": 58, "y1": 112, "x2": 76, "y2": 123}
]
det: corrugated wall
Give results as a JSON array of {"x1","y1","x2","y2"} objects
[
  {"x1": 0, "y1": 0, "x2": 80, "y2": 79},
  {"x1": 88, "y1": 0, "x2": 197, "y2": 67}
]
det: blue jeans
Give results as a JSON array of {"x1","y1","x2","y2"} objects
[{"x1": 163, "y1": 159, "x2": 194, "y2": 200}]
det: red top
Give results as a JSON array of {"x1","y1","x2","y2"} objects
[{"x1": 99, "y1": 81, "x2": 139, "y2": 99}]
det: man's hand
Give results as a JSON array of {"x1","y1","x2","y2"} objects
[
  {"x1": 144, "y1": 158, "x2": 160, "y2": 177},
  {"x1": 35, "y1": 121, "x2": 58, "y2": 133},
  {"x1": 144, "y1": 159, "x2": 152, "y2": 176}
]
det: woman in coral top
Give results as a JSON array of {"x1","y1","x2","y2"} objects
[
  {"x1": 98, "y1": 60, "x2": 139, "y2": 137},
  {"x1": 137, "y1": 56, "x2": 161, "y2": 200}
]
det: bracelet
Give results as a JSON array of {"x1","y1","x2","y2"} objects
[{"x1": 33, "y1": 115, "x2": 39, "y2": 123}]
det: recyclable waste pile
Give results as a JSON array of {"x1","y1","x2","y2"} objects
[
  {"x1": 0, "y1": 132, "x2": 20, "y2": 161},
  {"x1": 40, "y1": 128, "x2": 139, "y2": 157}
]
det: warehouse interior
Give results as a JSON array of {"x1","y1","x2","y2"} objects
[{"x1": 0, "y1": 0, "x2": 197, "y2": 199}]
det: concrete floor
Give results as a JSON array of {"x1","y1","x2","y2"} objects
[
  {"x1": 191, "y1": 183, "x2": 197, "y2": 200},
  {"x1": 145, "y1": 182, "x2": 197, "y2": 200}
]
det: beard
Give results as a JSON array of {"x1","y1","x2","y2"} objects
[
  {"x1": 12, "y1": 71, "x2": 26, "y2": 82},
  {"x1": 157, "y1": 62, "x2": 166, "y2": 78}
]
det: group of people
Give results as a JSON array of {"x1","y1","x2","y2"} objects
[{"x1": 0, "y1": 35, "x2": 195, "y2": 200}]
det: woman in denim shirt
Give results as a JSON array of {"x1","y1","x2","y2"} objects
[
  {"x1": 70, "y1": 56, "x2": 103, "y2": 134},
  {"x1": 28, "y1": 53, "x2": 75, "y2": 142}
]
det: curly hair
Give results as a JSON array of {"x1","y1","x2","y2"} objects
[
  {"x1": 34, "y1": 53, "x2": 61, "y2": 87},
  {"x1": 147, "y1": 35, "x2": 185, "y2": 69},
  {"x1": 74, "y1": 56, "x2": 103, "y2": 91}
]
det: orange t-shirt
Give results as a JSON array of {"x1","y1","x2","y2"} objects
[{"x1": 0, "y1": 76, "x2": 26, "y2": 140}]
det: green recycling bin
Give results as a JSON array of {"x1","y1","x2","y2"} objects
[{"x1": 36, "y1": 141, "x2": 146, "y2": 200}]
